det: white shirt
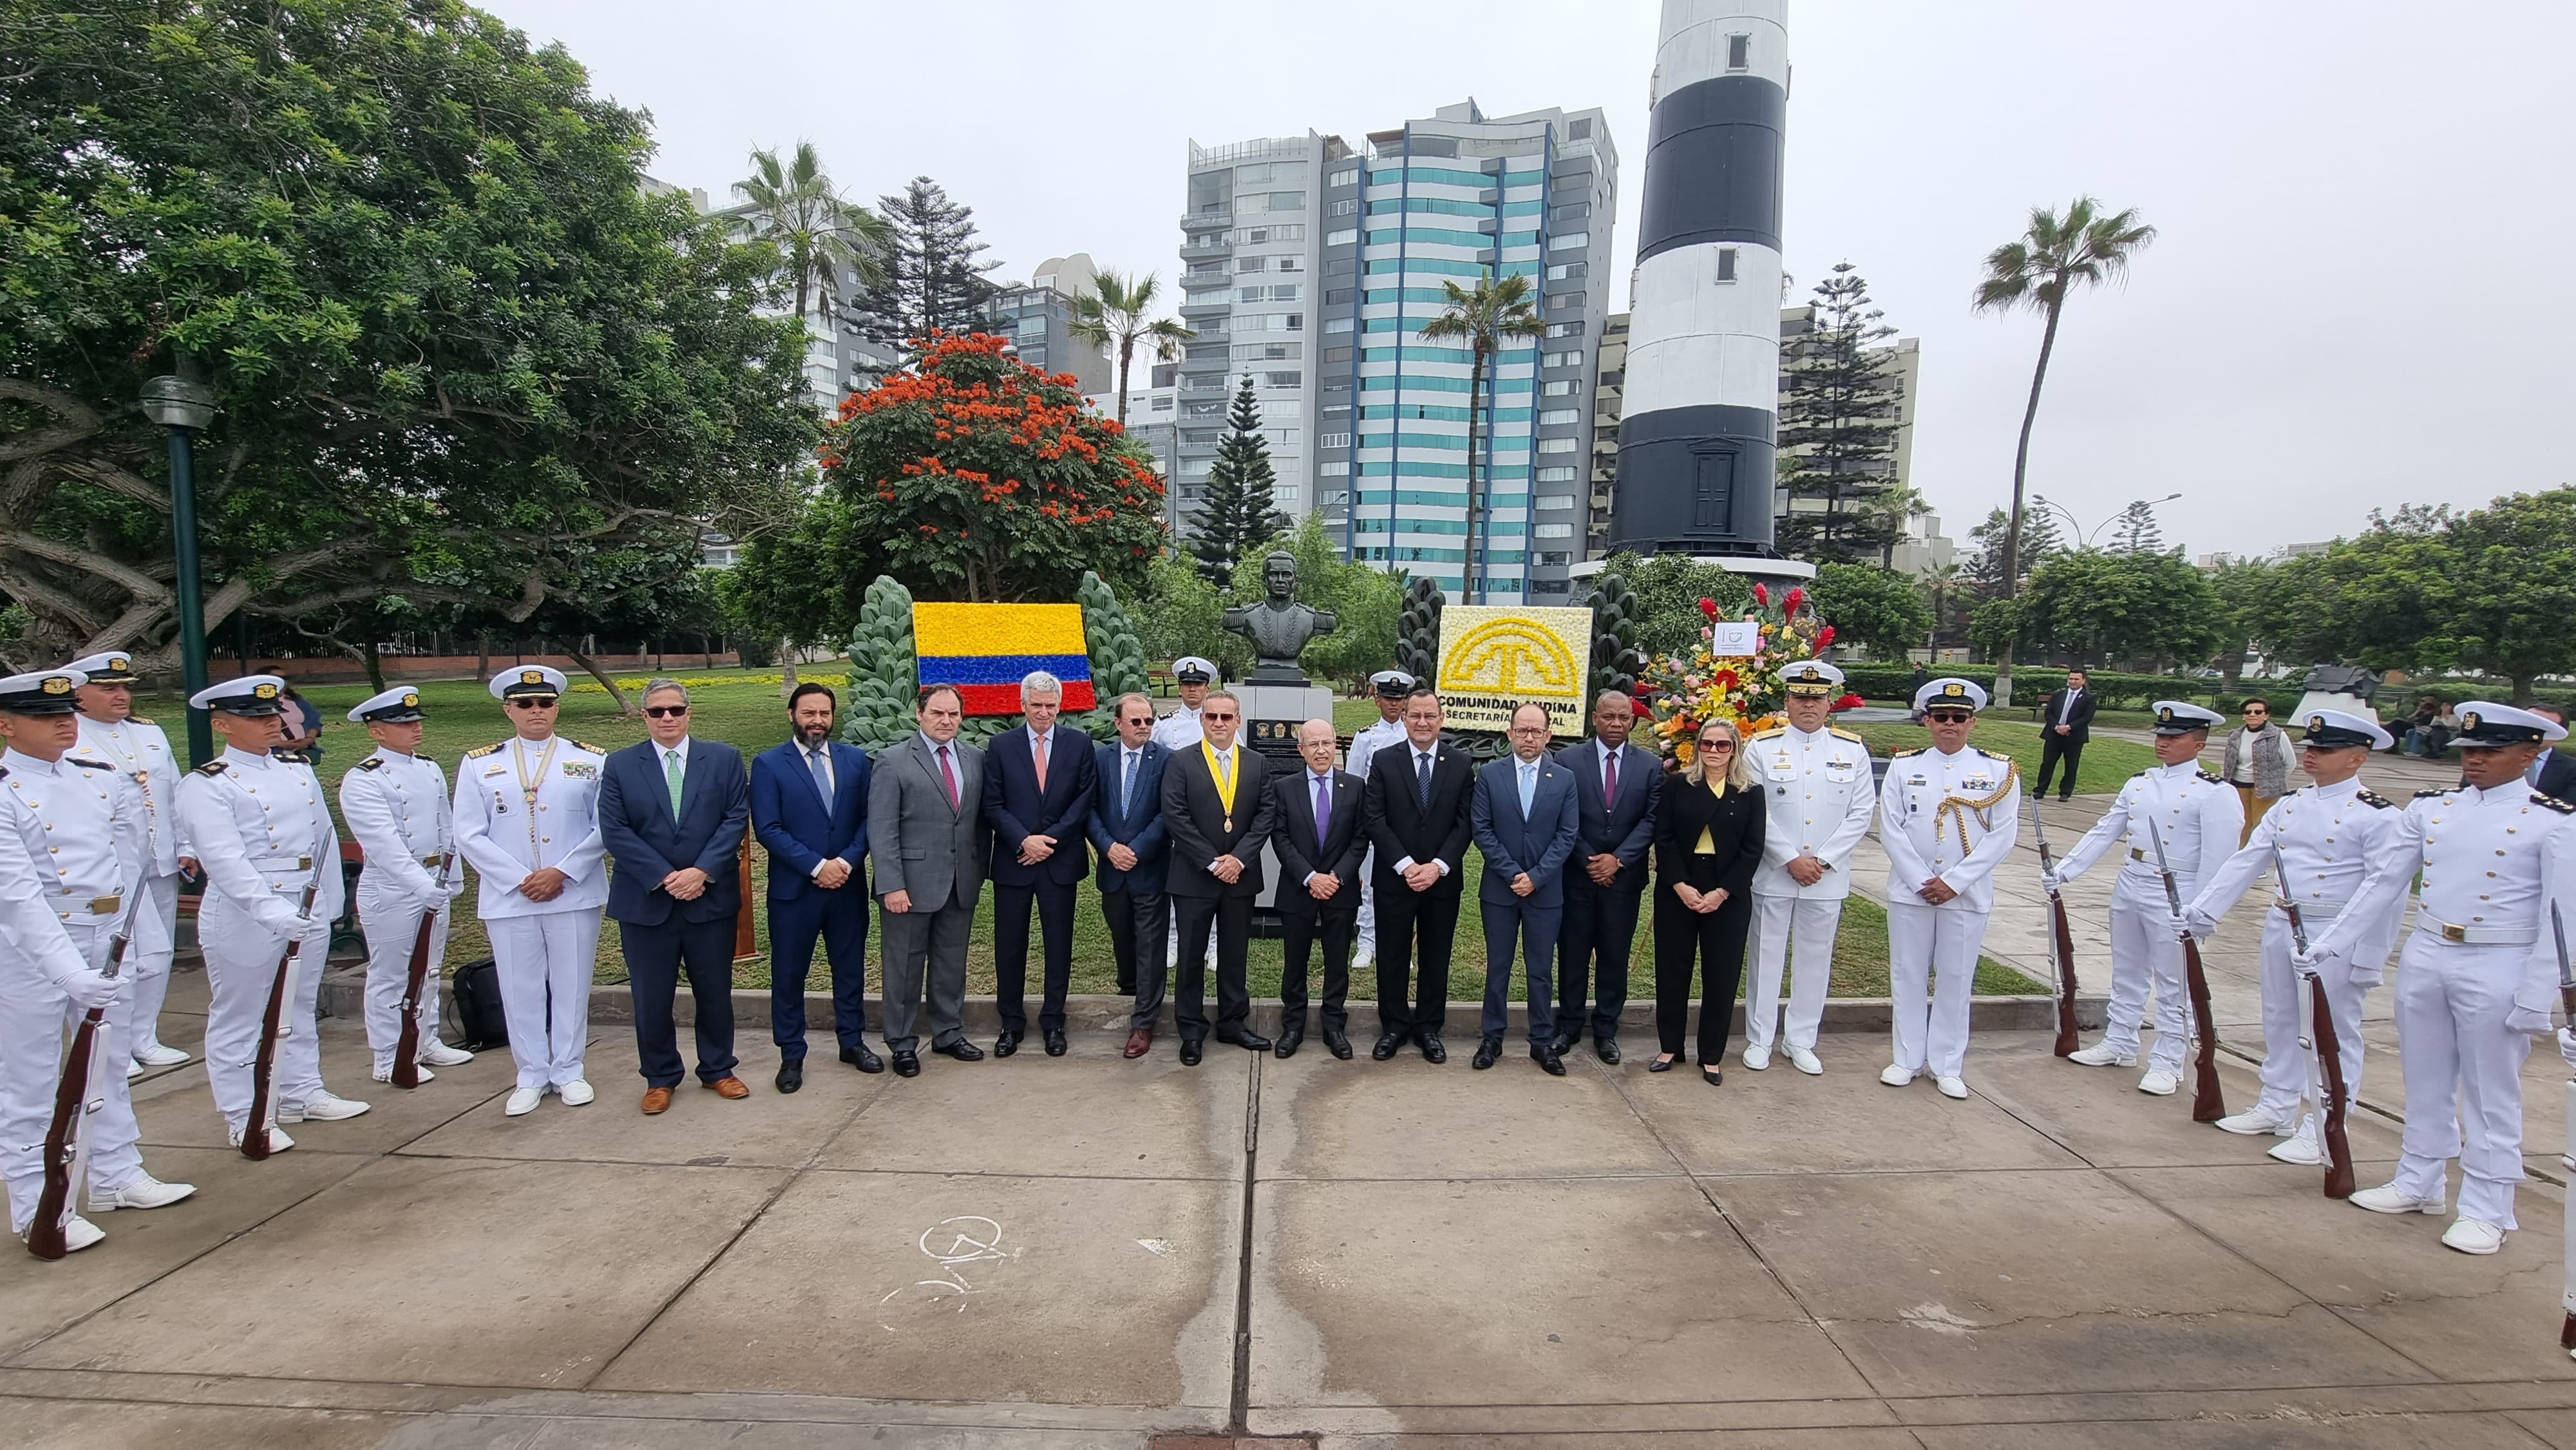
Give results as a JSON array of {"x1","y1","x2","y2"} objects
[
  {"x1": 451, "y1": 732, "x2": 608, "y2": 919},
  {"x1": 2056, "y1": 758, "x2": 2243, "y2": 900},
  {"x1": 1876, "y1": 744, "x2": 2022, "y2": 912},
  {"x1": 1749, "y1": 722, "x2": 1879, "y2": 901},
  {"x1": 2059, "y1": 688, "x2": 2083, "y2": 726},
  {"x1": 652, "y1": 734, "x2": 692, "y2": 778},
  {"x1": 339, "y1": 748, "x2": 455, "y2": 906},
  {"x1": 76, "y1": 713, "x2": 186, "y2": 874},
  {"x1": 2187, "y1": 774, "x2": 2407, "y2": 983}
]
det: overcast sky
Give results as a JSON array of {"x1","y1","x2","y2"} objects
[{"x1": 484, "y1": 0, "x2": 2572, "y2": 560}]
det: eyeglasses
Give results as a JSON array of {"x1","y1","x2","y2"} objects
[
  {"x1": 507, "y1": 698, "x2": 558, "y2": 711},
  {"x1": 1202, "y1": 711, "x2": 1238, "y2": 722},
  {"x1": 643, "y1": 705, "x2": 688, "y2": 719},
  {"x1": 1700, "y1": 740, "x2": 1736, "y2": 753},
  {"x1": 2243, "y1": 706, "x2": 2268, "y2": 715},
  {"x1": 1924, "y1": 710, "x2": 1975, "y2": 724}
]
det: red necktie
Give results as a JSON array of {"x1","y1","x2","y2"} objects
[
  {"x1": 1033, "y1": 730, "x2": 1048, "y2": 791},
  {"x1": 1604, "y1": 749, "x2": 1618, "y2": 805},
  {"x1": 938, "y1": 744, "x2": 959, "y2": 809}
]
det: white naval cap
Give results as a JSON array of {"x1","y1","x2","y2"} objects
[
  {"x1": 1913, "y1": 677, "x2": 1987, "y2": 713},
  {"x1": 2298, "y1": 708, "x2": 2394, "y2": 751},
  {"x1": 62, "y1": 650, "x2": 140, "y2": 684},
  {"x1": 348, "y1": 686, "x2": 428, "y2": 724},
  {"x1": 1781, "y1": 660, "x2": 1846, "y2": 697},
  {"x1": 189, "y1": 674, "x2": 287, "y2": 716},
  {"x1": 1173, "y1": 656, "x2": 1217, "y2": 684},
  {"x1": 1370, "y1": 669, "x2": 1416, "y2": 698},
  {"x1": 0, "y1": 668, "x2": 88, "y2": 715},
  {"x1": 2452, "y1": 701, "x2": 2567, "y2": 746},
  {"x1": 2150, "y1": 700, "x2": 2228, "y2": 735},
  {"x1": 488, "y1": 664, "x2": 567, "y2": 701}
]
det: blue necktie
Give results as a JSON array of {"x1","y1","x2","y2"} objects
[
  {"x1": 1122, "y1": 749, "x2": 1137, "y2": 814},
  {"x1": 1416, "y1": 749, "x2": 1432, "y2": 806},
  {"x1": 1313, "y1": 773, "x2": 1331, "y2": 839},
  {"x1": 808, "y1": 746, "x2": 832, "y2": 803},
  {"x1": 1519, "y1": 761, "x2": 1535, "y2": 818}
]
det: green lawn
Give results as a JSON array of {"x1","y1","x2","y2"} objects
[{"x1": 143, "y1": 669, "x2": 2045, "y2": 999}]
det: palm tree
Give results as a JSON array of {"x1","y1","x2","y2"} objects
[
  {"x1": 1417, "y1": 272, "x2": 1546, "y2": 603},
  {"x1": 1067, "y1": 269, "x2": 1195, "y2": 428},
  {"x1": 733, "y1": 142, "x2": 889, "y2": 363},
  {"x1": 1971, "y1": 197, "x2": 2155, "y2": 706}
]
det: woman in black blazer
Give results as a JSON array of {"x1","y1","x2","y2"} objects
[{"x1": 1651, "y1": 718, "x2": 1766, "y2": 1084}]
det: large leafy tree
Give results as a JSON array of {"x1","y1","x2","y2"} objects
[
  {"x1": 1809, "y1": 562, "x2": 1933, "y2": 660},
  {"x1": 1970, "y1": 197, "x2": 2157, "y2": 704},
  {"x1": 849, "y1": 176, "x2": 999, "y2": 363},
  {"x1": 0, "y1": 0, "x2": 813, "y2": 670},
  {"x1": 2018, "y1": 548, "x2": 2222, "y2": 671},
  {"x1": 1777, "y1": 263, "x2": 1909, "y2": 564},
  {"x1": 1417, "y1": 272, "x2": 1545, "y2": 603},
  {"x1": 1189, "y1": 375, "x2": 1287, "y2": 582},
  {"x1": 1068, "y1": 269, "x2": 1193, "y2": 429}
]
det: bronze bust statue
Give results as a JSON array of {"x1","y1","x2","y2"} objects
[{"x1": 1224, "y1": 551, "x2": 1336, "y2": 683}]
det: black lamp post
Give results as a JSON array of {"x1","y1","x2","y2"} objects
[{"x1": 139, "y1": 373, "x2": 217, "y2": 766}]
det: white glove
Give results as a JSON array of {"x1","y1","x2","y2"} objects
[
  {"x1": 56, "y1": 969, "x2": 126, "y2": 1011},
  {"x1": 251, "y1": 900, "x2": 303, "y2": 937},
  {"x1": 2557, "y1": 1027, "x2": 2576, "y2": 1071},
  {"x1": 2040, "y1": 867, "x2": 2062, "y2": 894},
  {"x1": 2289, "y1": 943, "x2": 2326, "y2": 971},
  {"x1": 2506, "y1": 1004, "x2": 2554, "y2": 1036},
  {"x1": 2180, "y1": 907, "x2": 2220, "y2": 940}
]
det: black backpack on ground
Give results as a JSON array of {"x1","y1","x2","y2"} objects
[{"x1": 449, "y1": 957, "x2": 509, "y2": 1049}]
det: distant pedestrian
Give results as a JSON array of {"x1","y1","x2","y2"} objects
[
  {"x1": 2528, "y1": 705, "x2": 2576, "y2": 799},
  {"x1": 2222, "y1": 698, "x2": 2299, "y2": 844},
  {"x1": 2034, "y1": 670, "x2": 2094, "y2": 801}
]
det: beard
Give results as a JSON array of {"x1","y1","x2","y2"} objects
[{"x1": 796, "y1": 722, "x2": 833, "y2": 749}]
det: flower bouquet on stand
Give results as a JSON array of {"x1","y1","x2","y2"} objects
[{"x1": 1635, "y1": 582, "x2": 1866, "y2": 766}]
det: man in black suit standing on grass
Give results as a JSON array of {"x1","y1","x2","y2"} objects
[
  {"x1": 1363, "y1": 686, "x2": 1476, "y2": 1063},
  {"x1": 1270, "y1": 717, "x2": 1367, "y2": 1060},
  {"x1": 2035, "y1": 669, "x2": 2096, "y2": 802},
  {"x1": 1159, "y1": 690, "x2": 1279, "y2": 1064}
]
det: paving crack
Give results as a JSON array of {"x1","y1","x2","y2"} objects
[{"x1": 1227, "y1": 1049, "x2": 1261, "y2": 1435}]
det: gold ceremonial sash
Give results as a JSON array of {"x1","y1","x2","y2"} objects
[{"x1": 1202, "y1": 741, "x2": 1240, "y2": 831}]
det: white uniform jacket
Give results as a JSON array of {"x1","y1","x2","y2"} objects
[
  {"x1": 175, "y1": 748, "x2": 345, "y2": 934},
  {"x1": 75, "y1": 715, "x2": 187, "y2": 876},
  {"x1": 340, "y1": 749, "x2": 459, "y2": 910},
  {"x1": 2056, "y1": 760, "x2": 2242, "y2": 905},
  {"x1": 2186, "y1": 776, "x2": 2408, "y2": 983},
  {"x1": 1878, "y1": 745, "x2": 2022, "y2": 913},
  {"x1": 0, "y1": 748, "x2": 148, "y2": 933},
  {"x1": 1152, "y1": 702, "x2": 1206, "y2": 753},
  {"x1": 1750, "y1": 723, "x2": 1878, "y2": 901},
  {"x1": 1345, "y1": 718, "x2": 1407, "y2": 786},
  {"x1": 451, "y1": 735, "x2": 609, "y2": 919}
]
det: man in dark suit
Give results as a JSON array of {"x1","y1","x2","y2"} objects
[
  {"x1": 750, "y1": 683, "x2": 879, "y2": 1091},
  {"x1": 2035, "y1": 669, "x2": 2096, "y2": 802},
  {"x1": 1159, "y1": 689, "x2": 1278, "y2": 1064},
  {"x1": 1473, "y1": 702, "x2": 1582, "y2": 1074},
  {"x1": 596, "y1": 679, "x2": 752, "y2": 1113},
  {"x1": 1271, "y1": 717, "x2": 1367, "y2": 1059},
  {"x1": 982, "y1": 670, "x2": 1099, "y2": 1059},
  {"x1": 2530, "y1": 706, "x2": 2576, "y2": 799},
  {"x1": 867, "y1": 685, "x2": 989, "y2": 1077},
  {"x1": 1363, "y1": 686, "x2": 1476, "y2": 1062},
  {"x1": 1554, "y1": 688, "x2": 1660, "y2": 1063},
  {"x1": 1089, "y1": 693, "x2": 1170, "y2": 1059}
]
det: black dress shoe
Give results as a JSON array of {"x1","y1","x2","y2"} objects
[
  {"x1": 1533, "y1": 1044, "x2": 1567, "y2": 1077},
  {"x1": 1647, "y1": 1052, "x2": 1680, "y2": 1073},
  {"x1": 1043, "y1": 1029, "x2": 1067, "y2": 1057},
  {"x1": 1703, "y1": 1064, "x2": 1725, "y2": 1087},
  {"x1": 1180, "y1": 1038, "x2": 1204, "y2": 1066},
  {"x1": 1471, "y1": 1036, "x2": 1502, "y2": 1070},
  {"x1": 934, "y1": 1040, "x2": 985, "y2": 1062},
  {"x1": 1222, "y1": 1030, "x2": 1271, "y2": 1053},
  {"x1": 1418, "y1": 1033, "x2": 1447, "y2": 1065},
  {"x1": 1548, "y1": 1032, "x2": 1574, "y2": 1056},
  {"x1": 775, "y1": 1059, "x2": 804, "y2": 1093},
  {"x1": 1274, "y1": 1030, "x2": 1302, "y2": 1059},
  {"x1": 1372, "y1": 1032, "x2": 1403, "y2": 1061},
  {"x1": 1323, "y1": 1028, "x2": 1353, "y2": 1060},
  {"x1": 891, "y1": 1051, "x2": 921, "y2": 1078},
  {"x1": 993, "y1": 1031, "x2": 1021, "y2": 1059},
  {"x1": 840, "y1": 1044, "x2": 885, "y2": 1074},
  {"x1": 1594, "y1": 1037, "x2": 1621, "y2": 1066}
]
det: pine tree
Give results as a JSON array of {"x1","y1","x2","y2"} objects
[
  {"x1": 1965, "y1": 505, "x2": 2061, "y2": 596},
  {"x1": 1776, "y1": 262, "x2": 1908, "y2": 563},
  {"x1": 1189, "y1": 375, "x2": 1289, "y2": 581},
  {"x1": 849, "y1": 176, "x2": 999, "y2": 364},
  {"x1": 2110, "y1": 498, "x2": 2166, "y2": 553}
]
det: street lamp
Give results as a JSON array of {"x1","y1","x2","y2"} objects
[
  {"x1": 139, "y1": 372, "x2": 217, "y2": 766},
  {"x1": 2034, "y1": 491, "x2": 2183, "y2": 550}
]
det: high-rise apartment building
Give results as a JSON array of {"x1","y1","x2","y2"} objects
[
  {"x1": 978, "y1": 253, "x2": 1115, "y2": 396},
  {"x1": 1184, "y1": 101, "x2": 1616, "y2": 603}
]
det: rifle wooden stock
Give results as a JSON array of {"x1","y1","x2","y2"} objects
[
  {"x1": 390, "y1": 903, "x2": 439, "y2": 1090},
  {"x1": 2181, "y1": 934, "x2": 2226, "y2": 1122},
  {"x1": 2309, "y1": 973, "x2": 2356, "y2": 1198},
  {"x1": 26, "y1": 1005, "x2": 105, "y2": 1259},
  {"x1": 2047, "y1": 890, "x2": 2079, "y2": 1057},
  {"x1": 2562, "y1": 1312, "x2": 2576, "y2": 1354},
  {"x1": 242, "y1": 883, "x2": 320, "y2": 1161}
]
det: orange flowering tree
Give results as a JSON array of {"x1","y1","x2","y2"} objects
[{"x1": 822, "y1": 331, "x2": 1167, "y2": 602}]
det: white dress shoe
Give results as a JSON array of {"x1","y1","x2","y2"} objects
[
  {"x1": 1786, "y1": 1046, "x2": 1824, "y2": 1076},
  {"x1": 135, "y1": 1042, "x2": 191, "y2": 1067},
  {"x1": 2215, "y1": 1107, "x2": 2294, "y2": 1136},
  {"x1": 2067, "y1": 1043, "x2": 2137, "y2": 1068},
  {"x1": 504, "y1": 1086, "x2": 544, "y2": 1116},
  {"x1": 227, "y1": 1125, "x2": 295, "y2": 1153},
  {"x1": 2350, "y1": 1183, "x2": 2446, "y2": 1216},
  {"x1": 556, "y1": 1078, "x2": 595, "y2": 1106},
  {"x1": 2268, "y1": 1132, "x2": 2324, "y2": 1166},
  {"x1": 90, "y1": 1174, "x2": 197, "y2": 1212},
  {"x1": 419, "y1": 1040, "x2": 475, "y2": 1067},
  {"x1": 126, "y1": 1059, "x2": 144, "y2": 1080},
  {"x1": 23, "y1": 1216, "x2": 106, "y2": 1254},
  {"x1": 1741, "y1": 1044, "x2": 1771, "y2": 1071},
  {"x1": 2137, "y1": 1069, "x2": 2179, "y2": 1096},
  {"x1": 1934, "y1": 1075, "x2": 1969, "y2": 1100},
  {"x1": 371, "y1": 1064, "x2": 433, "y2": 1084},
  {"x1": 278, "y1": 1090, "x2": 370, "y2": 1123},
  {"x1": 2441, "y1": 1217, "x2": 2506, "y2": 1255},
  {"x1": 1879, "y1": 1064, "x2": 1916, "y2": 1087}
]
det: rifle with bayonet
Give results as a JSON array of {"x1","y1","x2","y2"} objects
[
  {"x1": 2148, "y1": 822, "x2": 2227, "y2": 1122},
  {"x1": 2275, "y1": 842, "x2": 2354, "y2": 1198},
  {"x1": 389, "y1": 852, "x2": 454, "y2": 1090},
  {"x1": 242, "y1": 865, "x2": 324, "y2": 1161},
  {"x1": 28, "y1": 891, "x2": 146, "y2": 1259},
  {"x1": 2031, "y1": 796, "x2": 2079, "y2": 1057}
]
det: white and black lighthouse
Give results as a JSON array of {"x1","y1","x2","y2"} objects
[{"x1": 1610, "y1": 0, "x2": 1787, "y2": 558}]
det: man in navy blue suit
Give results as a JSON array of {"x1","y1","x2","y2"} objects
[
  {"x1": 1088, "y1": 693, "x2": 1170, "y2": 1059},
  {"x1": 1271, "y1": 717, "x2": 1367, "y2": 1059},
  {"x1": 1472, "y1": 702, "x2": 1582, "y2": 1075},
  {"x1": 750, "y1": 683, "x2": 880, "y2": 1092},
  {"x1": 982, "y1": 670, "x2": 1098, "y2": 1058},
  {"x1": 1553, "y1": 689, "x2": 1662, "y2": 1064},
  {"x1": 597, "y1": 679, "x2": 752, "y2": 1113}
]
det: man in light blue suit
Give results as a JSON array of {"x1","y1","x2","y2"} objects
[
  {"x1": 751, "y1": 683, "x2": 878, "y2": 1092},
  {"x1": 1088, "y1": 693, "x2": 1171, "y2": 1059},
  {"x1": 1470, "y1": 702, "x2": 1581, "y2": 1076}
]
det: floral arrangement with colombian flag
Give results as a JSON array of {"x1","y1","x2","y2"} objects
[{"x1": 1638, "y1": 582, "x2": 1866, "y2": 766}]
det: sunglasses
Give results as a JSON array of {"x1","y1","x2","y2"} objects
[
  {"x1": 1202, "y1": 711, "x2": 1238, "y2": 722},
  {"x1": 1924, "y1": 710, "x2": 1975, "y2": 723},
  {"x1": 1699, "y1": 739, "x2": 1736, "y2": 752},
  {"x1": 2243, "y1": 706, "x2": 2268, "y2": 715},
  {"x1": 507, "y1": 697, "x2": 558, "y2": 710},
  {"x1": 643, "y1": 704, "x2": 688, "y2": 719}
]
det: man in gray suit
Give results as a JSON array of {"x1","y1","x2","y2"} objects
[
  {"x1": 1471, "y1": 702, "x2": 1581, "y2": 1075},
  {"x1": 867, "y1": 685, "x2": 990, "y2": 1077}
]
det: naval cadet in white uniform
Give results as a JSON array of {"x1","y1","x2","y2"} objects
[
  {"x1": 1743, "y1": 662, "x2": 1877, "y2": 1076},
  {"x1": 175, "y1": 675, "x2": 367, "y2": 1151},
  {"x1": 65, "y1": 650, "x2": 195, "y2": 1076},
  {"x1": 2184, "y1": 710, "x2": 2405, "y2": 1162},
  {"x1": 1878, "y1": 679, "x2": 2020, "y2": 1097},
  {"x1": 453, "y1": 666, "x2": 609, "y2": 1117},
  {"x1": 0, "y1": 668, "x2": 194, "y2": 1253},
  {"x1": 2052, "y1": 701, "x2": 2244, "y2": 1095},
  {"x1": 339, "y1": 687, "x2": 473, "y2": 1084},
  {"x1": 2309, "y1": 701, "x2": 2576, "y2": 1254},
  {"x1": 1152, "y1": 657, "x2": 1217, "y2": 753},
  {"x1": 1345, "y1": 670, "x2": 1413, "y2": 969}
]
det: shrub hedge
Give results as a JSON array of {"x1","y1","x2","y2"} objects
[{"x1": 1842, "y1": 663, "x2": 2575, "y2": 717}]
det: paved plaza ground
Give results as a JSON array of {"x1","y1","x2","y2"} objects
[{"x1": 10, "y1": 740, "x2": 2575, "y2": 1446}]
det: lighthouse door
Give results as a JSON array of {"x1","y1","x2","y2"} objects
[{"x1": 1690, "y1": 449, "x2": 1736, "y2": 530}]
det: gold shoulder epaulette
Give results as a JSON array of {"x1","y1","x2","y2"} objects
[
  {"x1": 354, "y1": 756, "x2": 384, "y2": 772},
  {"x1": 2195, "y1": 769, "x2": 2224, "y2": 785},
  {"x1": 128, "y1": 715, "x2": 153, "y2": 725},
  {"x1": 569, "y1": 739, "x2": 609, "y2": 755},
  {"x1": 2356, "y1": 789, "x2": 2395, "y2": 810},
  {"x1": 464, "y1": 742, "x2": 504, "y2": 758},
  {"x1": 193, "y1": 759, "x2": 228, "y2": 777},
  {"x1": 1748, "y1": 726, "x2": 1786, "y2": 740},
  {"x1": 1978, "y1": 746, "x2": 2013, "y2": 761},
  {"x1": 2537, "y1": 794, "x2": 2576, "y2": 815},
  {"x1": 1828, "y1": 726, "x2": 1862, "y2": 742},
  {"x1": 1891, "y1": 746, "x2": 1925, "y2": 759}
]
